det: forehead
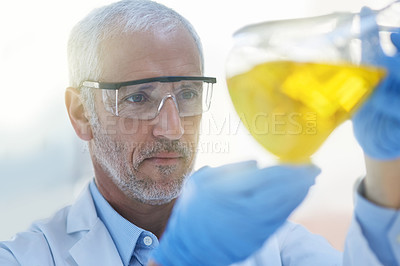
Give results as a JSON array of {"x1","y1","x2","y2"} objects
[{"x1": 99, "y1": 27, "x2": 202, "y2": 82}]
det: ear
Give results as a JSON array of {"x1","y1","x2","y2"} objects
[{"x1": 65, "y1": 87, "x2": 93, "y2": 141}]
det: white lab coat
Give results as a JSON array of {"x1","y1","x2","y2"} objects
[
  {"x1": 0, "y1": 185, "x2": 391, "y2": 265},
  {"x1": 0, "y1": 186, "x2": 123, "y2": 266}
]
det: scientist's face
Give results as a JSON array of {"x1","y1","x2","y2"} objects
[{"x1": 90, "y1": 27, "x2": 202, "y2": 205}]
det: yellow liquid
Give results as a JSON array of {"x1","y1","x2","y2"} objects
[{"x1": 227, "y1": 61, "x2": 386, "y2": 163}]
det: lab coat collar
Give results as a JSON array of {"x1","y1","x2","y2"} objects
[
  {"x1": 69, "y1": 218, "x2": 123, "y2": 265},
  {"x1": 66, "y1": 184, "x2": 123, "y2": 265},
  {"x1": 66, "y1": 185, "x2": 97, "y2": 233}
]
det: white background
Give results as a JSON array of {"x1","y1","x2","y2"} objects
[{"x1": 0, "y1": 0, "x2": 392, "y2": 250}]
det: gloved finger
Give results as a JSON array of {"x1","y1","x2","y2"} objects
[
  {"x1": 210, "y1": 165, "x2": 319, "y2": 214},
  {"x1": 390, "y1": 32, "x2": 400, "y2": 51},
  {"x1": 236, "y1": 188, "x2": 311, "y2": 224},
  {"x1": 365, "y1": 74, "x2": 400, "y2": 117},
  {"x1": 190, "y1": 160, "x2": 258, "y2": 185},
  {"x1": 205, "y1": 164, "x2": 319, "y2": 196},
  {"x1": 259, "y1": 191, "x2": 310, "y2": 222},
  {"x1": 243, "y1": 195, "x2": 309, "y2": 230},
  {"x1": 196, "y1": 161, "x2": 258, "y2": 175},
  {"x1": 353, "y1": 87, "x2": 400, "y2": 160},
  {"x1": 374, "y1": 117, "x2": 400, "y2": 159},
  {"x1": 216, "y1": 160, "x2": 258, "y2": 174},
  {"x1": 232, "y1": 166, "x2": 318, "y2": 219},
  {"x1": 261, "y1": 164, "x2": 320, "y2": 186},
  {"x1": 360, "y1": 7, "x2": 384, "y2": 64},
  {"x1": 243, "y1": 164, "x2": 319, "y2": 196},
  {"x1": 253, "y1": 165, "x2": 317, "y2": 202},
  {"x1": 354, "y1": 106, "x2": 400, "y2": 159}
]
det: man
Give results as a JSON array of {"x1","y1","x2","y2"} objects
[
  {"x1": 0, "y1": 1, "x2": 321, "y2": 265},
  {"x1": 0, "y1": 1, "x2": 399, "y2": 266}
]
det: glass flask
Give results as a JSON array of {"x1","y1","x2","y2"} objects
[{"x1": 226, "y1": 1, "x2": 400, "y2": 163}]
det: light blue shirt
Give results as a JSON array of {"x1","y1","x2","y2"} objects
[
  {"x1": 355, "y1": 181, "x2": 400, "y2": 265},
  {"x1": 89, "y1": 181, "x2": 159, "y2": 266}
]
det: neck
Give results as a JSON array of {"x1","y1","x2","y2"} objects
[{"x1": 94, "y1": 169, "x2": 176, "y2": 239}]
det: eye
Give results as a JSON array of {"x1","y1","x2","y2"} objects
[
  {"x1": 125, "y1": 93, "x2": 148, "y2": 103},
  {"x1": 180, "y1": 89, "x2": 198, "y2": 100}
]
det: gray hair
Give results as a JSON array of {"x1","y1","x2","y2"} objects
[{"x1": 67, "y1": 0, "x2": 204, "y2": 115}]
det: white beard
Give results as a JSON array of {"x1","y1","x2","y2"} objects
[{"x1": 89, "y1": 119, "x2": 195, "y2": 205}]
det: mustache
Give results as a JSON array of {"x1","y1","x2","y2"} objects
[{"x1": 133, "y1": 139, "x2": 194, "y2": 169}]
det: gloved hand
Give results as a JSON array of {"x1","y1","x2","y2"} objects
[
  {"x1": 150, "y1": 161, "x2": 320, "y2": 266},
  {"x1": 352, "y1": 7, "x2": 400, "y2": 159}
]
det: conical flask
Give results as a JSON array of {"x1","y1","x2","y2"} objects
[{"x1": 226, "y1": 1, "x2": 400, "y2": 163}]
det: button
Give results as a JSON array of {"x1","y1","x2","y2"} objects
[{"x1": 143, "y1": 236, "x2": 153, "y2": 246}]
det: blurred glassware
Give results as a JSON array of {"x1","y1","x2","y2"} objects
[{"x1": 226, "y1": 1, "x2": 400, "y2": 163}]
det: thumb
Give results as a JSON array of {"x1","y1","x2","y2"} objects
[{"x1": 360, "y1": 6, "x2": 384, "y2": 64}]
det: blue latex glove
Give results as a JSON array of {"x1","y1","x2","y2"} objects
[
  {"x1": 151, "y1": 161, "x2": 320, "y2": 265},
  {"x1": 352, "y1": 7, "x2": 400, "y2": 159}
]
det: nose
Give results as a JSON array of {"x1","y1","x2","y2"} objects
[{"x1": 152, "y1": 97, "x2": 184, "y2": 140}]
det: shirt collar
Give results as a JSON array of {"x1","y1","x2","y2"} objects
[{"x1": 89, "y1": 180, "x2": 158, "y2": 265}]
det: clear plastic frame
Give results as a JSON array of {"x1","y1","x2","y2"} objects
[{"x1": 81, "y1": 76, "x2": 216, "y2": 120}]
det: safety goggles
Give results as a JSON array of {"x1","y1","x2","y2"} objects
[{"x1": 81, "y1": 76, "x2": 216, "y2": 120}]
